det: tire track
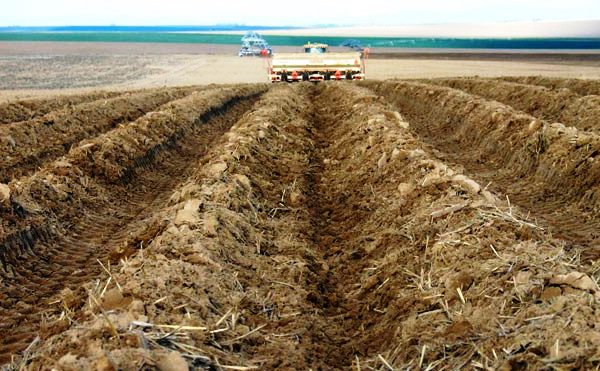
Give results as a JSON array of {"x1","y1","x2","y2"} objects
[
  {"x1": 0, "y1": 86, "x2": 199, "y2": 182},
  {"x1": 0, "y1": 88, "x2": 263, "y2": 363}
]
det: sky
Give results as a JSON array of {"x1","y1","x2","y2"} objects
[{"x1": 1, "y1": 0, "x2": 600, "y2": 27}]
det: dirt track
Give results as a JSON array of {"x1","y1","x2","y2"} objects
[{"x1": 2, "y1": 79, "x2": 600, "y2": 369}]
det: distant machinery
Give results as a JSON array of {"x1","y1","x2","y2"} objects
[
  {"x1": 238, "y1": 31, "x2": 272, "y2": 57},
  {"x1": 340, "y1": 39, "x2": 366, "y2": 51}
]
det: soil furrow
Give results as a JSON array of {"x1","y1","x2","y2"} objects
[
  {"x1": 498, "y1": 76, "x2": 600, "y2": 97},
  {"x1": 0, "y1": 86, "x2": 198, "y2": 182},
  {"x1": 301, "y1": 83, "x2": 600, "y2": 369},
  {"x1": 429, "y1": 77, "x2": 600, "y2": 133},
  {"x1": 0, "y1": 87, "x2": 263, "y2": 362},
  {"x1": 10, "y1": 82, "x2": 600, "y2": 370},
  {"x1": 0, "y1": 90, "x2": 124, "y2": 125},
  {"x1": 365, "y1": 80, "x2": 600, "y2": 261},
  {"x1": 0, "y1": 86, "x2": 265, "y2": 255},
  {"x1": 5, "y1": 84, "x2": 319, "y2": 369}
]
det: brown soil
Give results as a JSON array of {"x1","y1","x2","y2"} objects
[
  {"x1": 362, "y1": 80, "x2": 600, "y2": 260},
  {"x1": 498, "y1": 76, "x2": 600, "y2": 96},
  {"x1": 0, "y1": 90, "x2": 123, "y2": 125},
  {"x1": 2, "y1": 42, "x2": 600, "y2": 101},
  {"x1": 370, "y1": 51, "x2": 600, "y2": 66},
  {"x1": 0, "y1": 84, "x2": 265, "y2": 363},
  {"x1": 1, "y1": 79, "x2": 600, "y2": 370},
  {"x1": 0, "y1": 55, "x2": 164, "y2": 90},
  {"x1": 427, "y1": 77, "x2": 600, "y2": 132},
  {"x1": 0, "y1": 87, "x2": 202, "y2": 182}
]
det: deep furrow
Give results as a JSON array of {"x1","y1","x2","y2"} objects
[
  {"x1": 498, "y1": 76, "x2": 600, "y2": 97},
  {"x1": 364, "y1": 80, "x2": 600, "y2": 260},
  {"x1": 0, "y1": 90, "x2": 125, "y2": 125},
  {"x1": 299, "y1": 83, "x2": 600, "y2": 369},
  {"x1": 437, "y1": 150, "x2": 600, "y2": 246},
  {"x1": 0, "y1": 86, "x2": 264, "y2": 363},
  {"x1": 0, "y1": 86, "x2": 265, "y2": 259},
  {"x1": 13, "y1": 82, "x2": 600, "y2": 371},
  {"x1": 8, "y1": 84, "x2": 329, "y2": 369},
  {"x1": 429, "y1": 77, "x2": 600, "y2": 132},
  {"x1": 0, "y1": 86, "x2": 199, "y2": 182},
  {"x1": 1, "y1": 88, "x2": 263, "y2": 275}
]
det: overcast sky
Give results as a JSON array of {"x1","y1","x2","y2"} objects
[{"x1": 2, "y1": 0, "x2": 600, "y2": 26}]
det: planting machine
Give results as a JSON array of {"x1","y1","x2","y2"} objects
[{"x1": 268, "y1": 42, "x2": 368, "y2": 82}]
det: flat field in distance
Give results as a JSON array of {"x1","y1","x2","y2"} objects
[{"x1": 1, "y1": 41, "x2": 600, "y2": 101}]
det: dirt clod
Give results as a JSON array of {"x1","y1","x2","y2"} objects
[
  {"x1": 0, "y1": 183, "x2": 9, "y2": 202},
  {"x1": 94, "y1": 355, "x2": 116, "y2": 371},
  {"x1": 102, "y1": 288, "x2": 126, "y2": 310},
  {"x1": 157, "y1": 352, "x2": 189, "y2": 371},
  {"x1": 174, "y1": 199, "x2": 202, "y2": 226}
]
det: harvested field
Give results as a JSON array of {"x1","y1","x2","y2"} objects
[
  {"x1": 0, "y1": 55, "x2": 163, "y2": 90},
  {"x1": 498, "y1": 76, "x2": 600, "y2": 96},
  {"x1": 2, "y1": 43, "x2": 600, "y2": 102},
  {"x1": 2, "y1": 78, "x2": 600, "y2": 370}
]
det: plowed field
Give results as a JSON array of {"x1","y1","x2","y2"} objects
[{"x1": 1, "y1": 79, "x2": 600, "y2": 370}]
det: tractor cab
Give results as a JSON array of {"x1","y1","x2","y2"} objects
[{"x1": 304, "y1": 43, "x2": 328, "y2": 54}]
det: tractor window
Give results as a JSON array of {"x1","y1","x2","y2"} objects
[{"x1": 304, "y1": 47, "x2": 327, "y2": 53}]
